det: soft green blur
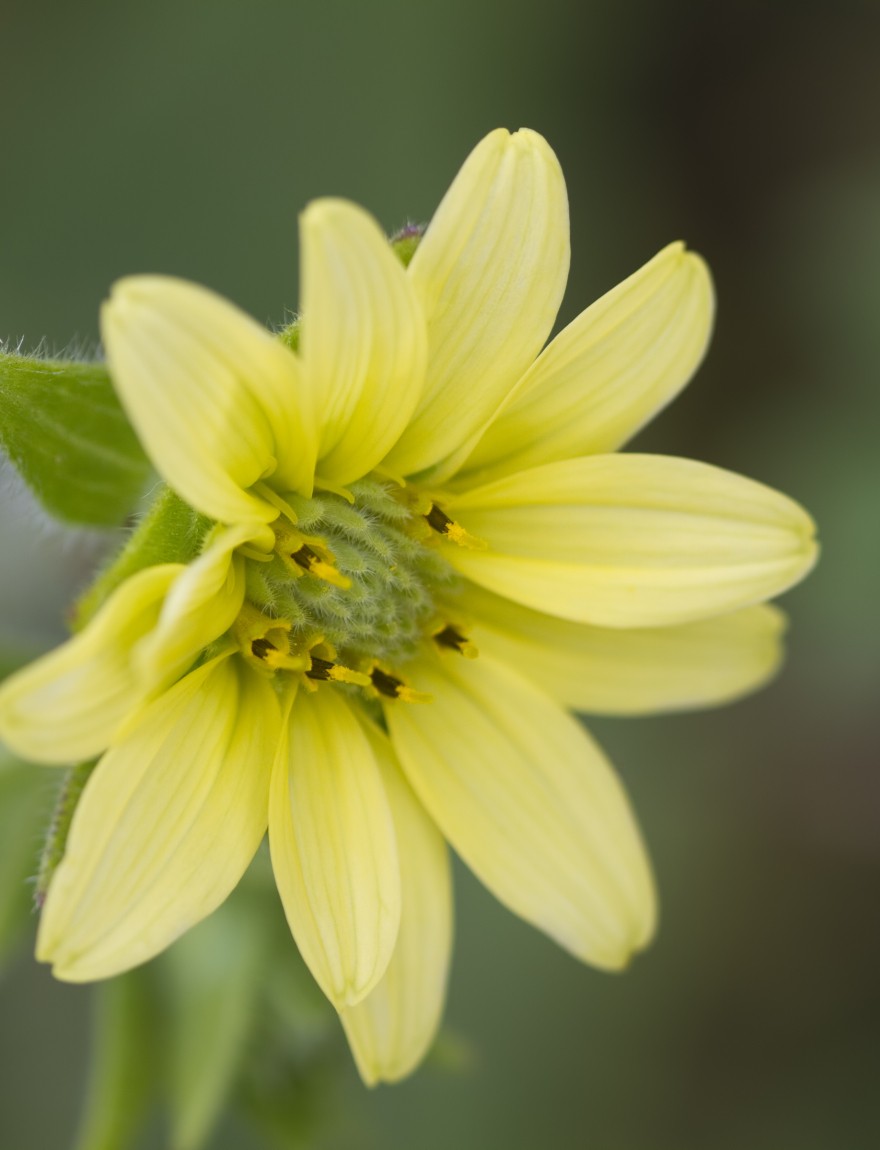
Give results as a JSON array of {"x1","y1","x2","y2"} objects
[{"x1": 1, "y1": 1, "x2": 878, "y2": 1146}]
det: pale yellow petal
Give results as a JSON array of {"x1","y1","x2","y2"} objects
[
  {"x1": 0, "y1": 565, "x2": 181, "y2": 764},
  {"x1": 102, "y1": 276, "x2": 315, "y2": 523},
  {"x1": 269, "y1": 688, "x2": 400, "y2": 1008},
  {"x1": 457, "y1": 243, "x2": 714, "y2": 485},
  {"x1": 300, "y1": 199, "x2": 427, "y2": 484},
  {"x1": 37, "y1": 656, "x2": 278, "y2": 980},
  {"x1": 384, "y1": 650, "x2": 656, "y2": 971},
  {"x1": 446, "y1": 455, "x2": 818, "y2": 627},
  {"x1": 134, "y1": 523, "x2": 262, "y2": 685},
  {"x1": 457, "y1": 582, "x2": 787, "y2": 715},
  {"x1": 340, "y1": 718, "x2": 452, "y2": 1085},
  {"x1": 384, "y1": 128, "x2": 570, "y2": 480}
]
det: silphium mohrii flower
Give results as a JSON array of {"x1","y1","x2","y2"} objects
[{"x1": 0, "y1": 128, "x2": 817, "y2": 1085}]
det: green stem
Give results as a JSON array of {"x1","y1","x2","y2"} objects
[{"x1": 74, "y1": 970, "x2": 157, "y2": 1150}]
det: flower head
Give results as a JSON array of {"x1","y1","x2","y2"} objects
[{"x1": 0, "y1": 128, "x2": 817, "y2": 1084}]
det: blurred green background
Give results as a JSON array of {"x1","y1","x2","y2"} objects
[{"x1": 1, "y1": 0, "x2": 879, "y2": 1146}]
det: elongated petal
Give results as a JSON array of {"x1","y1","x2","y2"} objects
[
  {"x1": 134, "y1": 523, "x2": 263, "y2": 684},
  {"x1": 457, "y1": 582, "x2": 787, "y2": 715},
  {"x1": 102, "y1": 277, "x2": 315, "y2": 523},
  {"x1": 269, "y1": 688, "x2": 400, "y2": 1008},
  {"x1": 300, "y1": 199, "x2": 427, "y2": 484},
  {"x1": 340, "y1": 718, "x2": 452, "y2": 1085},
  {"x1": 446, "y1": 455, "x2": 818, "y2": 627},
  {"x1": 384, "y1": 128, "x2": 569, "y2": 480},
  {"x1": 0, "y1": 565, "x2": 182, "y2": 764},
  {"x1": 37, "y1": 657, "x2": 278, "y2": 980},
  {"x1": 385, "y1": 650, "x2": 655, "y2": 970},
  {"x1": 457, "y1": 243, "x2": 714, "y2": 485}
]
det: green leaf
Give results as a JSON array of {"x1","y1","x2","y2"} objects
[
  {"x1": 0, "y1": 348, "x2": 152, "y2": 526},
  {"x1": 74, "y1": 970, "x2": 158, "y2": 1150},
  {"x1": 163, "y1": 894, "x2": 265, "y2": 1150},
  {"x1": 0, "y1": 753, "x2": 48, "y2": 968}
]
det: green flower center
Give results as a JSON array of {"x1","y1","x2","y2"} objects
[{"x1": 242, "y1": 478, "x2": 461, "y2": 673}]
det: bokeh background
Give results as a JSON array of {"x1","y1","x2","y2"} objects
[{"x1": 1, "y1": 1, "x2": 879, "y2": 1147}]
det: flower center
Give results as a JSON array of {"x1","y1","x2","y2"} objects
[{"x1": 235, "y1": 478, "x2": 463, "y2": 687}]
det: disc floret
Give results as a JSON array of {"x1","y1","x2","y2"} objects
[{"x1": 235, "y1": 478, "x2": 461, "y2": 684}]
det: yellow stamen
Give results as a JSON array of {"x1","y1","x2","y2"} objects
[
  {"x1": 273, "y1": 522, "x2": 352, "y2": 589},
  {"x1": 306, "y1": 656, "x2": 371, "y2": 687},
  {"x1": 291, "y1": 546, "x2": 352, "y2": 589},
  {"x1": 369, "y1": 666, "x2": 432, "y2": 704},
  {"x1": 395, "y1": 685, "x2": 433, "y2": 704},
  {"x1": 433, "y1": 624, "x2": 479, "y2": 659},
  {"x1": 233, "y1": 605, "x2": 299, "y2": 674},
  {"x1": 444, "y1": 521, "x2": 487, "y2": 550},
  {"x1": 331, "y1": 665, "x2": 372, "y2": 686},
  {"x1": 424, "y1": 503, "x2": 487, "y2": 550},
  {"x1": 267, "y1": 651, "x2": 311, "y2": 673}
]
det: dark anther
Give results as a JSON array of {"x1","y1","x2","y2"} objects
[
  {"x1": 434, "y1": 625, "x2": 469, "y2": 653},
  {"x1": 291, "y1": 544, "x2": 319, "y2": 571},
  {"x1": 425, "y1": 503, "x2": 455, "y2": 536},
  {"x1": 251, "y1": 637, "x2": 277, "y2": 660},
  {"x1": 370, "y1": 667, "x2": 405, "y2": 698},
  {"x1": 306, "y1": 657, "x2": 334, "y2": 681}
]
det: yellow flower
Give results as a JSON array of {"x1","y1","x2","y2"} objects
[{"x1": 0, "y1": 128, "x2": 817, "y2": 1085}]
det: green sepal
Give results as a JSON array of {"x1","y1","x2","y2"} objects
[
  {"x1": 0, "y1": 751, "x2": 50, "y2": 969},
  {"x1": 34, "y1": 760, "x2": 95, "y2": 909},
  {"x1": 162, "y1": 888, "x2": 266, "y2": 1150},
  {"x1": 277, "y1": 316, "x2": 300, "y2": 354},
  {"x1": 74, "y1": 485, "x2": 212, "y2": 629},
  {"x1": 74, "y1": 970, "x2": 159, "y2": 1150},
  {"x1": 390, "y1": 223, "x2": 425, "y2": 267},
  {"x1": 0, "y1": 348, "x2": 152, "y2": 526}
]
